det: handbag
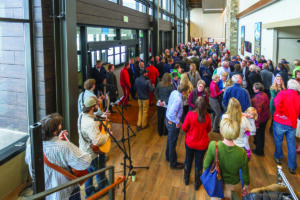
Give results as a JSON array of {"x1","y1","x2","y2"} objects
[{"x1": 201, "y1": 142, "x2": 224, "y2": 198}]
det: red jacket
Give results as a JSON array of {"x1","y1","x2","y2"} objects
[
  {"x1": 274, "y1": 89, "x2": 300, "y2": 129},
  {"x1": 182, "y1": 112, "x2": 211, "y2": 150},
  {"x1": 210, "y1": 81, "x2": 222, "y2": 98},
  {"x1": 120, "y1": 67, "x2": 131, "y2": 88},
  {"x1": 147, "y1": 65, "x2": 159, "y2": 85}
]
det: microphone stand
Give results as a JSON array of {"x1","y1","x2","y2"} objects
[{"x1": 108, "y1": 84, "x2": 149, "y2": 200}]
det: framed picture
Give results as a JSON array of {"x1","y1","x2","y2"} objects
[
  {"x1": 254, "y1": 22, "x2": 262, "y2": 58},
  {"x1": 245, "y1": 41, "x2": 252, "y2": 53},
  {"x1": 240, "y1": 26, "x2": 245, "y2": 55}
]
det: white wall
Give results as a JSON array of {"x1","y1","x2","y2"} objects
[
  {"x1": 190, "y1": 8, "x2": 225, "y2": 43},
  {"x1": 238, "y1": 0, "x2": 300, "y2": 61}
]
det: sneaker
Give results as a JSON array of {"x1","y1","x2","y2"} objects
[
  {"x1": 170, "y1": 162, "x2": 184, "y2": 170},
  {"x1": 288, "y1": 168, "x2": 296, "y2": 175},
  {"x1": 273, "y1": 156, "x2": 282, "y2": 165}
]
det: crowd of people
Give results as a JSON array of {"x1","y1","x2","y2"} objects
[{"x1": 25, "y1": 41, "x2": 300, "y2": 200}]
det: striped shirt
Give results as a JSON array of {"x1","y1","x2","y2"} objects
[{"x1": 25, "y1": 137, "x2": 91, "y2": 200}]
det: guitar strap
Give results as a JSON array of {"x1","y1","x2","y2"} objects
[
  {"x1": 43, "y1": 154, "x2": 77, "y2": 180},
  {"x1": 78, "y1": 113, "x2": 91, "y2": 144},
  {"x1": 81, "y1": 90, "x2": 85, "y2": 107},
  {"x1": 43, "y1": 154, "x2": 87, "y2": 185}
]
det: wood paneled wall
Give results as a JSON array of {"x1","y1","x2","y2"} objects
[{"x1": 77, "y1": 0, "x2": 152, "y2": 30}]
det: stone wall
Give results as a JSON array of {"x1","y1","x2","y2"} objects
[{"x1": 225, "y1": 0, "x2": 239, "y2": 55}]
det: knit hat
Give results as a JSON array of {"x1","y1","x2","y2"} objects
[{"x1": 84, "y1": 96, "x2": 97, "y2": 107}]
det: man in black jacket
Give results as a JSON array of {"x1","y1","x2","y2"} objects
[
  {"x1": 156, "y1": 58, "x2": 165, "y2": 80},
  {"x1": 134, "y1": 68, "x2": 155, "y2": 131},
  {"x1": 106, "y1": 64, "x2": 118, "y2": 113},
  {"x1": 129, "y1": 58, "x2": 137, "y2": 99},
  {"x1": 91, "y1": 60, "x2": 106, "y2": 95},
  {"x1": 247, "y1": 65, "x2": 263, "y2": 97},
  {"x1": 134, "y1": 56, "x2": 141, "y2": 78}
]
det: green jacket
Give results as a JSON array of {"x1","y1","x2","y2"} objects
[
  {"x1": 270, "y1": 88, "x2": 281, "y2": 116},
  {"x1": 170, "y1": 69, "x2": 181, "y2": 79},
  {"x1": 203, "y1": 141, "x2": 250, "y2": 185},
  {"x1": 292, "y1": 66, "x2": 300, "y2": 78}
]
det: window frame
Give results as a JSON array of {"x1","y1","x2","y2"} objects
[{"x1": 0, "y1": 0, "x2": 35, "y2": 165}]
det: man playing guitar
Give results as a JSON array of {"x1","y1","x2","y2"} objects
[
  {"x1": 78, "y1": 96, "x2": 113, "y2": 198},
  {"x1": 25, "y1": 113, "x2": 92, "y2": 200}
]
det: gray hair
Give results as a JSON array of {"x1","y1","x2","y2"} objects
[
  {"x1": 249, "y1": 64, "x2": 257, "y2": 71},
  {"x1": 222, "y1": 60, "x2": 228, "y2": 67},
  {"x1": 232, "y1": 74, "x2": 242, "y2": 83},
  {"x1": 212, "y1": 74, "x2": 220, "y2": 81},
  {"x1": 287, "y1": 79, "x2": 300, "y2": 91}
]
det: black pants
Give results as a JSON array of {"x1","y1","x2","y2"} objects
[
  {"x1": 157, "y1": 106, "x2": 168, "y2": 136},
  {"x1": 130, "y1": 80, "x2": 136, "y2": 98},
  {"x1": 181, "y1": 105, "x2": 189, "y2": 123},
  {"x1": 185, "y1": 143, "x2": 207, "y2": 171},
  {"x1": 254, "y1": 121, "x2": 268, "y2": 155},
  {"x1": 264, "y1": 89, "x2": 271, "y2": 100},
  {"x1": 109, "y1": 97, "x2": 117, "y2": 111}
]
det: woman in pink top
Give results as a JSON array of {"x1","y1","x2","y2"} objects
[
  {"x1": 182, "y1": 97, "x2": 212, "y2": 191},
  {"x1": 210, "y1": 74, "x2": 224, "y2": 133}
]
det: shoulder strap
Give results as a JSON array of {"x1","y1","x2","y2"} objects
[
  {"x1": 43, "y1": 154, "x2": 77, "y2": 180},
  {"x1": 78, "y1": 114, "x2": 90, "y2": 144},
  {"x1": 81, "y1": 90, "x2": 85, "y2": 106},
  {"x1": 215, "y1": 142, "x2": 221, "y2": 178}
]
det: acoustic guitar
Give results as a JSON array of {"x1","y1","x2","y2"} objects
[{"x1": 92, "y1": 89, "x2": 112, "y2": 154}]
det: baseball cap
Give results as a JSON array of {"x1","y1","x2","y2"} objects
[
  {"x1": 281, "y1": 60, "x2": 289, "y2": 64},
  {"x1": 84, "y1": 96, "x2": 97, "y2": 107}
]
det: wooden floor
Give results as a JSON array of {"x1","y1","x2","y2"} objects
[{"x1": 107, "y1": 111, "x2": 300, "y2": 200}]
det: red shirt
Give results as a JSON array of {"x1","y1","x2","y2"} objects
[
  {"x1": 274, "y1": 89, "x2": 300, "y2": 129},
  {"x1": 182, "y1": 112, "x2": 211, "y2": 150},
  {"x1": 120, "y1": 67, "x2": 131, "y2": 88},
  {"x1": 147, "y1": 65, "x2": 159, "y2": 85},
  {"x1": 251, "y1": 92, "x2": 270, "y2": 128},
  {"x1": 210, "y1": 81, "x2": 222, "y2": 98}
]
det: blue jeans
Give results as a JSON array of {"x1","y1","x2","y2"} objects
[
  {"x1": 85, "y1": 154, "x2": 107, "y2": 197},
  {"x1": 69, "y1": 187, "x2": 81, "y2": 200},
  {"x1": 165, "y1": 118, "x2": 180, "y2": 167},
  {"x1": 273, "y1": 121, "x2": 297, "y2": 170},
  {"x1": 185, "y1": 143, "x2": 207, "y2": 171}
]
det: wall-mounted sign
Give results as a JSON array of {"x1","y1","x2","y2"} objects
[{"x1": 123, "y1": 16, "x2": 129, "y2": 23}]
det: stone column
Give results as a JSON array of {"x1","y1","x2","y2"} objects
[{"x1": 225, "y1": 0, "x2": 239, "y2": 55}]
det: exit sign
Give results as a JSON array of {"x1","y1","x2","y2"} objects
[{"x1": 123, "y1": 16, "x2": 129, "y2": 23}]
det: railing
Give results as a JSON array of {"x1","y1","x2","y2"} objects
[
  {"x1": 277, "y1": 165, "x2": 298, "y2": 200},
  {"x1": 26, "y1": 165, "x2": 119, "y2": 200}
]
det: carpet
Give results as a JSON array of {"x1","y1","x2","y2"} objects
[{"x1": 109, "y1": 98, "x2": 157, "y2": 126}]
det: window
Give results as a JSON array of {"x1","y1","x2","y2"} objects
[
  {"x1": 0, "y1": 0, "x2": 31, "y2": 153},
  {"x1": 123, "y1": 0, "x2": 137, "y2": 10},
  {"x1": 87, "y1": 27, "x2": 116, "y2": 42},
  {"x1": 121, "y1": 29, "x2": 137, "y2": 40}
]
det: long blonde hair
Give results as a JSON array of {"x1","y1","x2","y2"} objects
[
  {"x1": 179, "y1": 73, "x2": 193, "y2": 98},
  {"x1": 190, "y1": 63, "x2": 197, "y2": 77},
  {"x1": 270, "y1": 75, "x2": 286, "y2": 91},
  {"x1": 225, "y1": 98, "x2": 242, "y2": 130}
]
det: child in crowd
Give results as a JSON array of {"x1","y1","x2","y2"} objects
[
  {"x1": 243, "y1": 107, "x2": 258, "y2": 159},
  {"x1": 171, "y1": 72, "x2": 180, "y2": 90}
]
